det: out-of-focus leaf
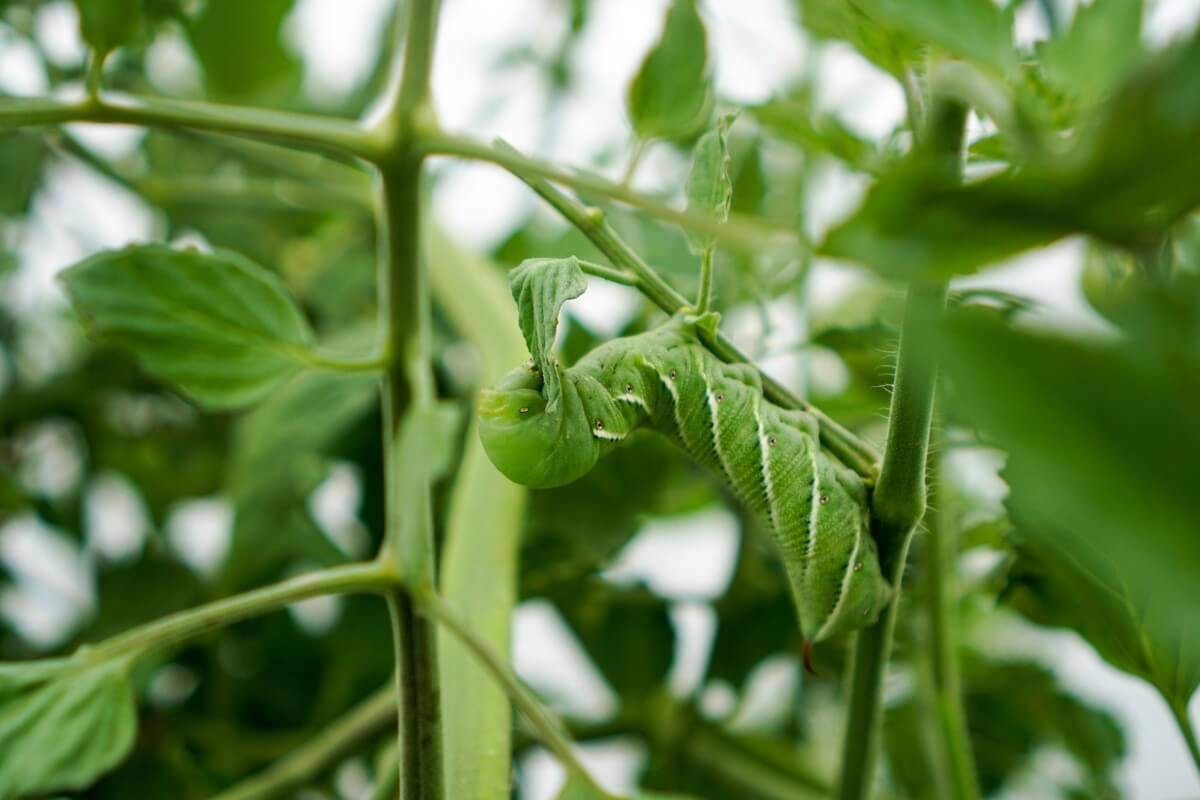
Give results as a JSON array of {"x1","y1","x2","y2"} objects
[
  {"x1": 557, "y1": 771, "x2": 699, "y2": 800},
  {"x1": 886, "y1": 658, "x2": 1124, "y2": 797},
  {"x1": 627, "y1": 0, "x2": 713, "y2": 140},
  {"x1": 1039, "y1": 0, "x2": 1143, "y2": 105},
  {"x1": 60, "y1": 244, "x2": 317, "y2": 410},
  {"x1": 0, "y1": 133, "x2": 45, "y2": 216},
  {"x1": 0, "y1": 658, "x2": 137, "y2": 798},
  {"x1": 75, "y1": 0, "x2": 140, "y2": 54},
  {"x1": 685, "y1": 114, "x2": 735, "y2": 254},
  {"x1": 552, "y1": 580, "x2": 674, "y2": 699},
  {"x1": 508, "y1": 257, "x2": 587, "y2": 409},
  {"x1": 522, "y1": 434, "x2": 711, "y2": 593},
  {"x1": 391, "y1": 400, "x2": 462, "y2": 582},
  {"x1": 85, "y1": 549, "x2": 202, "y2": 641},
  {"x1": 185, "y1": 0, "x2": 300, "y2": 102},
  {"x1": 794, "y1": 0, "x2": 916, "y2": 77},
  {"x1": 867, "y1": 0, "x2": 1014, "y2": 73},
  {"x1": 934, "y1": 300, "x2": 1200, "y2": 713},
  {"x1": 752, "y1": 96, "x2": 879, "y2": 171},
  {"x1": 824, "y1": 33, "x2": 1200, "y2": 279}
]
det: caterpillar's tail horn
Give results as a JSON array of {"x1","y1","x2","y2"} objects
[{"x1": 802, "y1": 639, "x2": 817, "y2": 676}]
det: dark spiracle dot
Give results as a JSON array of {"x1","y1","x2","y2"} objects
[
  {"x1": 715, "y1": 392, "x2": 725, "y2": 403},
  {"x1": 767, "y1": 436, "x2": 777, "y2": 447},
  {"x1": 625, "y1": 383, "x2": 634, "y2": 394},
  {"x1": 668, "y1": 369, "x2": 678, "y2": 381},
  {"x1": 595, "y1": 420, "x2": 604, "y2": 430},
  {"x1": 519, "y1": 407, "x2": 529, "y2": 414},
  {"x1": 819, "y1": 494, "x2": 830, "y2": 505}
]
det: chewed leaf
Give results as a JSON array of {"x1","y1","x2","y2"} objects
[
  {"x1": 685, "y1": 113, "x2": 736, "y2": 254},
  {"x1": 0, "y1": 657, "x2": 138, "y2": 798},
  {"x1": 627, "y1": 0, "x2": 713, "y2": 140},
  {"x1": 508, "y1": 257, "x2": 588, "y2": 410},
  {"x1": 60, "y1": 244, "x2": 316, "y2": 409}
]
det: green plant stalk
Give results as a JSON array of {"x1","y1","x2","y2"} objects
[
  {"x1": 420, "y1": 130, "x2": 799, "y2": 256},
  {"x1": 696, "y1": 247, "x2": 716, "y2": 313},
  {"x1": 376, "y1": 3, "x2": 445, "y2": 798},
  {"x1": 924, "y1": 444, "x2": 981, "y2": 799},
  {"x1": 0, "y1": 95, "x2": 371, "y2": 160},
  {"x1": 489, "y1": 139, "x2": 881, "y2": 479},
  {"x1": 836, "y1": 97, "x2": 967, "y2": 800},
  {"x1": 426, "y1": 225, "x2": 529, "y2": 799},
  {"x1": 84, "y1": 562, "x2": 395, "y2": 664},
  {"x1": 212, "y1": 685, "x2": 396, "y2": 800}
]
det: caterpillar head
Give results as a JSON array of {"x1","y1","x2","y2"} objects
[{"x1": 478, "y1": 363, "x2": 603, "y2": 489}]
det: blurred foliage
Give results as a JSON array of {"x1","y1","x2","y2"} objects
[{"x1": 1, "y1": 0, "x2": 1199, "y2": 796}]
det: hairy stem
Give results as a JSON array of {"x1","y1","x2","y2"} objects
[
  {"x1": 420, "y1": 130, "x2": 798, "y2": 256},
  {"x1": 924, "y1": 445, "x2": 981, "y2": 799},
  {"x1": 0, "y1": 95, "x2": 371, "y2": 160},
  {"x1": 697, "y1": 247, "x2": 716, "y2": 312},
  {"x1": 836, "y1": 97, "x2": 967, "y2": 800},
  {"x1": 490, "y1": 139, "x2": 881, "y2": 479},
  {"x1": 212, "y1": 686, "x2": 396, "y2": 800},
  {"x1": 85, "y1": 562, "x2": 395, "y2": 664},
  {"x1": 377, "y1": 3, "x2": 445, "y2": 798}
]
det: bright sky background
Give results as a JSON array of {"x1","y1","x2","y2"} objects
[{"x1": 2, "y1": 0, "x2": 1199, "y2": 797}]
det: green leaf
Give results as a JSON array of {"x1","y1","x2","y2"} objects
[
  {"x1": 508, "y1": 257, "x2": 588, "y2": 410},
  {"x1": 865, "y1": 0, "x2": 1015, "y2": 74},
  {"x1": 823, "y1": 33, "x2": 1200, "y2": 279},
  {"x1": 751, "y1": 96, "x2": 879, "y2": 171},
  {"x1": 685, "y1": 114, "x2": 735, "y2": 255},
  {"x1": 1039, "y1": 0, "x2": 1143, "y2": 105},
  {"x1": 557, "y1": 772, "x2": 699, "y2": 800},
  {"x1": 627, "y1": 0, "x2": 713, "y2": 140},
  {"x1": 60, "y1": 244, "x2": 317, "y2": 410},
  {"x1": 75, "y1": 0, "x2": 140, "y2": 55},
  {"x1": 934, "y1": 302, "x2": 1200, "y2": 711},
  {"x1": 185, "y1": 0, "x2": 301, "y2": 102},
  {"x1": 0, "y1": 133, "x2": 46, "y2": 216},
  {"x1": 392, "y1": 400, "x2": 463, "y2": 582},
  {"x1": 794, "y1": 0, "x2": 916, "y2": 77},
  {"x1": 0, "y1": 658, "x2": 138, "y2": 798},
  {"x1": 552, "y1": 580, "x2": 674, "y2": 699}
]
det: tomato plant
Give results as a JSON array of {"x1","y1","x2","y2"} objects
[{"x1": 0, "y1": 1, "x2": 1197, "y2": 798}]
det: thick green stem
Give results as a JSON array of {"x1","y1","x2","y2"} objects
[
  {"x1": 85, "y1": 562, "x2": 395, "y2": 663},
  {"x1": 924, "y1": 445, "x2": 981, "y2": 799},
  {"x1": 488, "y1": 139, "x2": 880, "y2": 479},
  {"x1": 212, "y1": 685, "x2": 396, "y2": 800},
  {"x1": 836, "y1": 97, "x2": 967, "y2": 800},
  {"x1": 377, "y1": 3, "x2": 445, "y2": 797},
  {"x1": 697, "y1": 247, "x2": 716, "y2": 312},
  {"x1": 0, "y1": 95, "x2": 371, "y2": 160}
]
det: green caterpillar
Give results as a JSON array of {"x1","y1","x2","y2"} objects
[{"x1": 479, "y1": 312, "x2": 891, "y2": 647}]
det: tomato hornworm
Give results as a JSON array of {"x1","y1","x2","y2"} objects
[{"x1": 478, "y1": 273, "x2": 891, "y2": 651}]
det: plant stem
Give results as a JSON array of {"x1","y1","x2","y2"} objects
[
  {"x1": 419, "y1": 590, "x2": 602, "y2": 790},
  {"x1": 697, "y1": 247, "x2": 716, "y2": 312},
  {"x1": 490, "y1": 138, "x2": 881, "y2": 479},
  {"x1": 376, "y1": 3, "x2": 445, "y2": 798},
  {"x1": 1171, "y1": 701, "x2": 1200, "y2": 777},
  {"x1": 836, "y1": 97, "x2": 967, "y2": 800},
  {"x1": 924, "y1": 443, "x2": 981, "y2": 799},
  {"x1": 575, "y1": 258, "x2": 641, "y2": 287},
  {"x1": 419, "y1": 129, "x2": 800, "y2": 256},
  {"x1": 212, "y1": 685, "x2": 396, "y2": 800},
  {"x1": 84, "y1": 562, "x2": 395, "y2": 664},
  {"x1": 0, "y1": 95, "x2": 372, "y2": 160}
]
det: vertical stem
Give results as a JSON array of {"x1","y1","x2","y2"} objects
[
  {"x1": 697, "y1": 247, "x2": 716, "y2": 312},
  {"x1": 835, "y1": 97, "x2": 967, "y2": 800},
  {"x1": 377, "y1": 3, "x2": 444, "y2": 797},
  {"x1": 925, "y1": 443, "x2": 981, "y2": 799}
]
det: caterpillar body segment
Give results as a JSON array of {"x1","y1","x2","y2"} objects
[{"x1": 479, "y1": 314, "x2": 891, "y2": 643}]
